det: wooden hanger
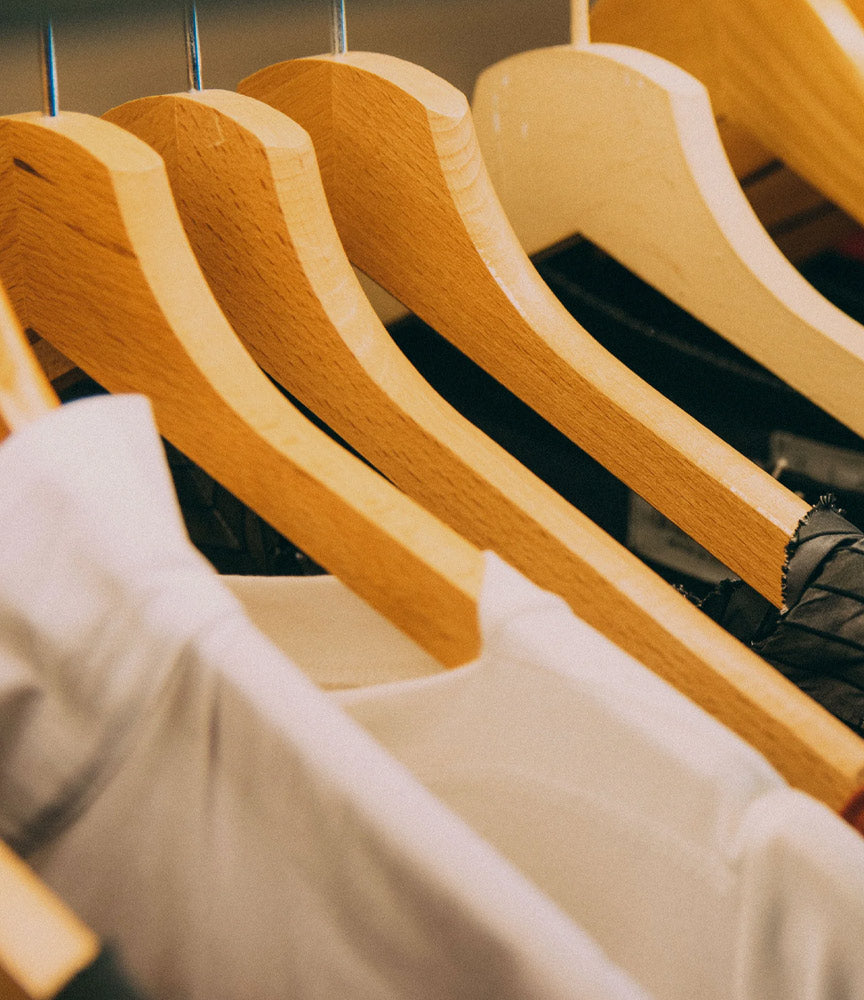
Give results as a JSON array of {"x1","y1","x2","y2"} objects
[
  {"x1": 590, "y1": 0, "x2": 864, "y2": 234},
  {"x1": 0, "y1": 24, "x2": 487, "y2": 668},
  {"x1": 95, "y1": 28, "x2": 817, "y2": 739},
  {"x1": 95, "y1": 16, "x2": 864, "y2": 809},
  {"x1": 239, "y1": 49, "x2": 811, "y2": 608},
  {"x1": 0, "y1": 838, "x2": 98, "y2": 1000},
  {"x1": 0, "y1": 282, "x2": 58, "y2": 442},
  {"x1": 470, "y1": 1, "x2": 864, "y2": 453},
  {"x1": 95, "y1": 56, "x2": 863, "y2": 803}
]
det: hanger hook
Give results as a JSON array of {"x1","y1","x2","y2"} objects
[
  {"x1": 570, "y1": 0, "x2": 590, "y2": 46},
  {"x1": 184, "y1": 1, "x2": 204, "y2": 91},
  {"x1": 330, "y1": 0, "x2": 347, "y2": 54},
  {"x1": 39, "y1": 17, "x2": 59, "y2": 117}
]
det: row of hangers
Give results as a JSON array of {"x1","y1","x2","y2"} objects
[{"x1": 4, "y1": 1, "x2": 864, "y2": 994}]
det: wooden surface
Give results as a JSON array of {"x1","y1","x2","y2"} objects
[
  {"x1": 472, "y1": 41, "x2": 864, "y2": 452},
  {"x1": 0, "y1": 284, "x2": 57, "y2": 442},
  {"x1": 0, "y1": 110, "x2": 485, "y2": 667},
  {"x1": 240, "y1": 52, "x2": 810, "y2": 608},
  {"x1": 0, "y1": 840, "x2": 98, "y2": 1000},
  {"x1": 98, "y1": 87, "x2": 864, "y2": 806},
  {"x1": 590, "y1": 0, "x2": 864, "y2": 231}
]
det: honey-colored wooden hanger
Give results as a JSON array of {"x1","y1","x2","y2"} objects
[
  {"x1": 96, "y1": 10, "x2": 864, "y2": 809},
  {"x1": 590, "y1": 0, "x2": 864, "y2": 234},
  {"x1": 0, "y1": 281, "x2": 58, "y2": 442},
  {"x1": 471, "y1": 0, "x2": 864, "y2": 451},
  {"x1": 0, "y1": 838, "x2": 98, "y2": 1000},
  {"x1": 239, "y1": 41, "x2": 810, "y2": 609},
  {"x1": 0, "y1": 20, "x2": 487, "y2": 667},
  {"x1": 96, "y1": 10, "x2": 813, "y2": 731}
]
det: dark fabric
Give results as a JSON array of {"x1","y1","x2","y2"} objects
[
  {"x1": 698, "y1": 502, "x2": 864, "y2": 737},
  {"x1": 56, "y1": 946, "x2": 146, "y2": 1000}
]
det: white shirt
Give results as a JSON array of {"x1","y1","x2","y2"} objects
[
  {"x1": 228, "y1": 558, "x2": 864, "y2": 1000},
  {"x1": 0, "y1": 396, "x2": 647, "y2": 1000}
]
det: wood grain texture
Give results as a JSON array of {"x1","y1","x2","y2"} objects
[
  {"x1": 98, "y1": 88, "x2": 864, "y2": 802},
  {"x1": 0, "y1": 284, "x2": 57, "y2": 442},
  {"x1": 0, "y1": 840, "x2": 98, "y2": 1000},
  {"x1": 591, "y1": 0, "x2": 864, "y2": 231},
  {"x1": 240, "y1": 53, "x2": 809, "y2": 607},
  {"x1": 472, "y1": 42, "x2": 864, "y2": 453},
  {"x1": 0, "y1": 110, "x2": 484, "y2": 667}
]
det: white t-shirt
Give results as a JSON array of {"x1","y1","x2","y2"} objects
[
  {"x1": 227, "y1": 562, "x2": 864, "y2": 1000},
  {"x1": 0, "y1": 396, "x2": 647, "y2": 1000}
]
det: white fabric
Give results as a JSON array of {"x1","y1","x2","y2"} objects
[
  {"x1": 0, "y1": 396, "x2": 647, "y2": 1000},
  {"x1": 227, "y1": 560, "x2": 864, "y2": 1000}
]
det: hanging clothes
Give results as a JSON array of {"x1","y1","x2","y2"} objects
[
  {"x1": 227, "y1": 563, "x2": 864, "y2": 1000},
  {"x1": 0, "y1": 393, "x2": 647, "y2": 1000}
]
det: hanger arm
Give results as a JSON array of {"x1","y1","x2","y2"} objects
[
  {"x1": 240, "y1": 53, "x2": 810, "y2": 607},
  {"x1": 471, "y1": 39, "x2": 864, "y2": 452},
  {"x1": 590, "y1": 0, "x2": 864, "y2": 229},
  {"x1": 0, "y1": 110, "x2": 484, "y2": 667},
  {"x1": 0, "y1": 284, "x2": 57, "y2": 442}
]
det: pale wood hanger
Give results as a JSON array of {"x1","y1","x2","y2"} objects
[
  {"x1": 91, "y1": 15, "x2": 864, "y2": 807},
  {"x1": 0, "y1": 20, "x2": 487, "y2": 667},
  {"x1": 239, "y1": 45, "x2": 810, "y2": 609},
  {"x1": 590, "y1": 0, "x2": 864, "y2": 234},
  {"x1": 470, "y1": 0, "x2": 864, "y2": 454},
  {"x1": 0, "y1": 281, "x2": 58, "y2": 442},
  {"x1": 0, "y1": 838, "x2": 98, "y2": 1000},
  {"x1": 236, "y1": 27, "x2": 864, "y2": 808}
]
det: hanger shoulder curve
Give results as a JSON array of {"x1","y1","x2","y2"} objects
[
  {"x1": 472, "y1": 41, "x2": 864, "y2": 447},
  {"x1": 0, "y1": 109, "x2": 484, "y2": 667},
  {"x1": 240, "y1": 52, "x2": 810, "y2": 607},
  {"x1": 591, "y1": 0, "x2": 864, "y2": 229},
  {"x1": 0, "y1": 838, "x2": 98, "y2": 1000},
  {"x1": 0, "y1": 283, "x2": 57, "y2": 442}
]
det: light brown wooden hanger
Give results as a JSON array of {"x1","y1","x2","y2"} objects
[
  {"x1": 0, "y1": 23, "x2": 486, "y2": 668},
  {"x1": 0, "y1": 838, "x2": 98, "y2": 1000},
  {"x1": 590, "y1": 0, "x2": 864, "y2": 234},
  {"x1": 78, "y1": 11, "x2": 864, "y2": 808},
  {"x1": 239, "y1": 49, "x2": 810, "y2": 609},
  {"x1": 0, "y1": 282, "x2": 58, "y2": 442},
  {"x1": 92, "y1": 56, "x2": 864, "y2": 809},
  {"x1": 470, "y1": 0, "x2": 864, "y2": 453}
]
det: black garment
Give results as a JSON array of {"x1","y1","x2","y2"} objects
[
  {"x1": 57, "y1": 946, "x2": 146, "y2": 1000},
  {"x1": 698, "y1": 501, "x2": 864, "y2": 738}
]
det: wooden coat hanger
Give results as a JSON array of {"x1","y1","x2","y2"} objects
[
  {"x1": 93, "y1": 7, "x2": 864, "y2": 807},
  {"x1": 0, "y1": 281, "x2": 58, "y2": 442},
  {"x1": 0, "y1": 19, "x2": 487, "y2": 667},
  {"x1": 94, "y1": 6, "x2": 828, "y2": 752},
  {"x1": 238, "y1": 22, "x2": 810, "y2": 610},
  {"x1": 590, "y1": 0, "x2": 864, "y2": 233},
  {"x1": 470, "y1": 1, "x2": 864, "y2": 452},
  {"x1": 0, "y1": 839, "x2": 99, "y2": 1000}
]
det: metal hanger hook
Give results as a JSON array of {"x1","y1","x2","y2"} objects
[
  {"x1": 330, "y1": 0, "x2": 347, "y2": 54},
  {"x1": 184, "y1": 1, "x2": 204, "y2": 91},
  {"x1": 39, "y1": 18, "x2": 59, "y2": 117}
]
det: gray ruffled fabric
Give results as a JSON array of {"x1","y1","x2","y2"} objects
[{"x1": 698, "y1": 500, "x2": 864, "y2": 737}]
